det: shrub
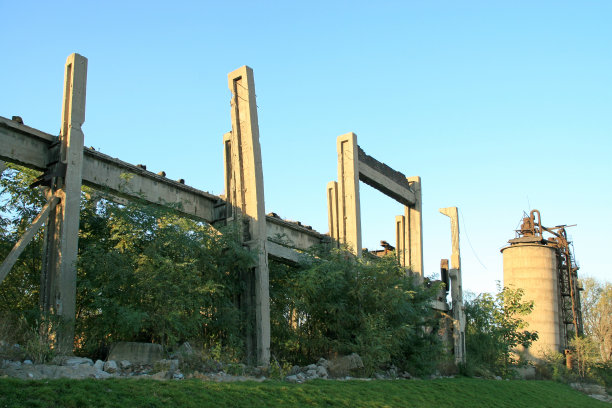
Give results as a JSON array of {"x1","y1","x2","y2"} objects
[{"x1": 270, "y1": 246, "x2": 442, "y2": 375}]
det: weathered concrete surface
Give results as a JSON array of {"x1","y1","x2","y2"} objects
[
  {"x1": 406, "y1": 176, "x2": 423, "y2": 279},
  {"x1": 39, "y1": 53, "x2": 87, "y2": 352},
  {"x1": 440, "y1": 206, "x2": 465, "y2": 365},
  {"x1": 107, "y1": 342, "x2": 163, "y2": 364},
  {"x1": 327, "y1": 181, "x2": 339, "y2": 244},
  {"x1": 336, "y1": 133, "x2": 362, "y2": 255},
  {"x1": 226, "y1": 66, "x2": 270, "y2": 366},
  {"x1": 0, "y1": 116, "x2": 219, "y2": 223},
  {"x1": 357, "y1": 146, "x2": 416, "y2": 206},
  {"x1": 502, "y1": 243, "x2": 562, "y2": 358}
]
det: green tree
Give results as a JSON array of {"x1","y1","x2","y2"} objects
[
  {"x1": 464, "y1": 285, "x2": 538, "y2": 377},
  {"x1": 270, "y1": 246, "x2": 442, "y2": 375},
  {"x1": 580, "y1": 277, "x2": 612, "y2": 363}
]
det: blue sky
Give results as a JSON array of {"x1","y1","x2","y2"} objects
[{"x1": 1, "y1": 1, "x2": 610, "y2": 294}]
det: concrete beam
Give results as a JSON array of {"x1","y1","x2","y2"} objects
[
  {"x1": 0, "y1": 195, "x2": 60, "y2": 285},
  {"x1": 357, "y1": 147, "x2": 416, "y2": 207},
  {"x1": 0, "y1": 115, "x2": 325, "y2": 265},
  {"x1": 0, "y1": 116, "x2": 220, "y2": 222}
]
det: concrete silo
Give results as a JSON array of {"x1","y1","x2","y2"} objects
[{"x1": 501, "y1": 210, "x2": 582, "y2": 359}]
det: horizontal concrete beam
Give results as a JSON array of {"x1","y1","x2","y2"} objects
[
  {"x1": 0, "y1": 115, "x2": 327, "y2": 262},
  {"x1": 0, "y1": 116, "x2": 55, "y2": 171},
  {"x1": 0, "y1": 116, "x2": 220, "y2": 222},
  {"x1": 357, "y1": 146, "x2": 416, "y2": 207},
  {"x1": 266, "y1": 216, "x2": 327, "y2": 251}
]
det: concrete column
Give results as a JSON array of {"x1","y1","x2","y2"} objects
[
  {"x1": 40, "y1": 53, "x2": 87, "y2": 353},
  {"x1": 439, "y1": 206, "x2": 466, "y2": 365},
  {"x1": 227, "y1": 66, "x2": 270, "y2": 366},
  {"x1": 326, "y1": 181, "x2": 339, "y2": 246},
  {"x1": 337, "y1": 133, "x2": 361, "y2": 256},
  {"x1": 406, "y1": 176, "x2": 423, "y2": 279},
  {"x1": 395, "y1": 215, "x2": 406, "y2": 267}
]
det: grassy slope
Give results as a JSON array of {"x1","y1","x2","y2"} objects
[{"x1": 0, "y1": 377, "x2": 606, "y2": 408}]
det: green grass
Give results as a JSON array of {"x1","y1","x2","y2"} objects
[{"x1": 0, "y1": 377, "x2": 606, "y2": 408}]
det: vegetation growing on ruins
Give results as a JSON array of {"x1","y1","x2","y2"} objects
[
  {"x1": 1, "y1": 164, "x2": 442, "y2": 374},
  {"x1": 269, "y1": 248, "x2": 443, "y2": 375},
  {"x1": 1, "y1": 164, "x2": 611, "y2": 390}
]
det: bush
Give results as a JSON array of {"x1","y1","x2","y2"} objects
[
  {"x1": 464, "y1": 285, "x2": 538, "y2": 377},
  {"x1": 270, "y1": 246, "x2": 442, "y2": 375}
]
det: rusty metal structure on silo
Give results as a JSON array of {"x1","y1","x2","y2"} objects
[{"x1": 501, "y1": 210, "x2": 583, "y2": 357}]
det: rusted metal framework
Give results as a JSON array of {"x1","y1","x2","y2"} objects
[{"x1": 516, "y1": 209, "x2": 583, "y2": 349}]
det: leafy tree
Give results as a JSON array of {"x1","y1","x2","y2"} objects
[
  {"x1": 464, "y1": 285, "x2": 538, "y2": 377},
  {"x1": 1, "y1": 164, "x2": 251, "y2": 359},
  {"x1": 580, "y1": 277, "x2": 612, "y2": 363}
]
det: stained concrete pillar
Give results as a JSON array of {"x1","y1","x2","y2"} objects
[
  {"x1": 226, "y1": 66, "x2": 270, "y2": 366},
  {"x1": 336, "y1": 133, "x2": 361, "y2": 256},
  {"x1": 439, "y1": 206, "x2": 466, "y2": 365},
  {"x1": 406, "y1": 176, "x2": 423, "y2": 279},
  {"x1": 395, "y1": 215, "x2": 406, "y2": 267},
  {"x1": 326, "y1": 181, "x2": 339, "y2": 245},
  {"x1": 40, "y1": 53, "x2": 87, "y2": 353}
]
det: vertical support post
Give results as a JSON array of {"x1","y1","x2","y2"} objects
[
  {"x1": 40, "y1": 53, "x2": 87, "y2": 353},
  {"x1": 326, "y1": 181, "x2": 339, "y2": 246},
  {"x1": 336, "y1": 133, "x2": 361, "y2": 256},
  {"x1": 406, "y1": 176, "x2": 423, "y2": 279},
  {"x1": 439, "y1": 206, "x2": 466, "y2": 365},
  {"x1": 395, "y1": 215, "x2": 406, "y2": 267},
  {"x1": 227, "y1": 66, "x2": 270, "y2": 366}
]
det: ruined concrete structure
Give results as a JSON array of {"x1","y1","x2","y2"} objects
[
  {"x1": 0, "y1": 54, "x2": 467, "y2": 366},
  {"x1": 502, "y1": 210, "x2": 582, "y2": 359},
  {"x1": 327, "y1": 133, "x2": 423, "y2": 279}
]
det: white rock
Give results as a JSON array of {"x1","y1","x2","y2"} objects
[
  {"x1": 103, "y1": 360, "x2": 118, "y2": 373},
  {"x1": 23, "y1": 360, "x2": 33, "y2": 365},
  {"x1": 285, "y1": 375, "x2": 299, "y2": 383},
  {"x1": 65, "y1": 357, "x2": 93, "y2": 367},
  {"x1": 316, "y1": 365, "x2": 328, "y2": 378},
  {"x1": 306, "y1": 369, "x2": 318, "y2": 378},
  {"x1": 95, "y1": 370, "x2": 112, "y2": 379},
  {"x1": 119, "y1": 360, "x2": 132, "y2": 370},
  {"x1": 94, "y1": 360, "x2": 104, "y2": 371}
]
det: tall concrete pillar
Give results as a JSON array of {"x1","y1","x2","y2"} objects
[
  {"x1": 40, "y1": 53, "x2": 87, "y2": 353},
  {"x1": 336, "y1": 133, "x2": 362, "y2": 256},
  {"x1": 440, "y1": 206, "x2": 466, "y2": 365},
  {"x1": 406, "y1": 176, "x2": 423, "y2": 279},
  {"x1": 326, "y1": 181, "x2": 339, "y2": 245},
  {"x1": 226, "y1": 66, "x2": 270, "y2": 366}
]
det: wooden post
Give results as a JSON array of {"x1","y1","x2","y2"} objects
[{"x1": 40, "y1": 53, "x2": 87, "y2": 353}]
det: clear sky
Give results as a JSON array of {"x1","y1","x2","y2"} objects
[{"x1": 1, "y1": 1, "x2": 610, "y2": 294}]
